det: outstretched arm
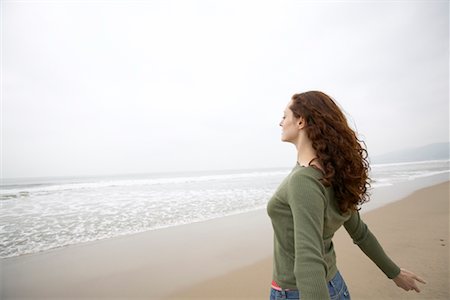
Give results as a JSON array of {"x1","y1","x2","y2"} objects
[
  {"x1": 343, "y1": 211, "x2": 400, "y2": 278},
  {"x1": 392, "y1": 268, "x2": 426, "y2": 292},
  {"x1": 344, "y1": 211, "x2": 426, "y2": 292}
]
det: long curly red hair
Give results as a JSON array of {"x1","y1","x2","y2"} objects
[{"x1": 290, "y1": 91, "x2": 371, "y2": 212}]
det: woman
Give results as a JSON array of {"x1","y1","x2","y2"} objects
[{"x1": 267, "y1": 91, "x2": 426, "y2": 300}]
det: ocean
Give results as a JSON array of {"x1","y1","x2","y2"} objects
[{"x1": 1, "y1": 159, "x2": 448, "y2": 259}]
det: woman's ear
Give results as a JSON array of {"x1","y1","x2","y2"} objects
[{"x1": 297, "y1": 117, "x2": 306, "y2": 129}]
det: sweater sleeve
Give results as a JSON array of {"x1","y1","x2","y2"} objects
[
  {"x1": 344, "y1": 211, "x2": 401, "y2": 279},
  {"x1": 287, "y1": 172, "x2": 330, "y2": 300}
]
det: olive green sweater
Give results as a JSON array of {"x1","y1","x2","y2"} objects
[{"x1": 267, "y1": 164, "x2": 400, "y2": 299}]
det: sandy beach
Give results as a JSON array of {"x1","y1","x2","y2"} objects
[
  {"x1": 170, "y1": 181, "x2": 449, "y2": 300},
  {"x1": 1, "y1": 180, "x2": 449, "y2": 299}
]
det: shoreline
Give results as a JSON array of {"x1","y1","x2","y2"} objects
[
  {"x1": 2, "y1": 172, "x2": 448, "y2": 261},
  {"x1": 1, "y1": 177, "x2": 449, "y2": 299}
]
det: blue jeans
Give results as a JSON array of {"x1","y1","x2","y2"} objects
[{"x1": 269, "y1": 271, "x2": 351, "y2": 300}]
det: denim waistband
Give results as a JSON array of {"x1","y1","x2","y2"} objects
[
  {"x1": 270, "y1": 287, "x2": 300, "y2": 299},
  {"x1": 270, "y1": 271, "x2": 350, "y2": 299}
]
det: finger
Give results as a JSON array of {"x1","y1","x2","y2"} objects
[
  {"x1": 411, "y1": 282, "x2": 421, "y2": 293},
  {"x1": 402, "y1": 284, "x2": 411, "y2": 291},
  {"x1": 403, "y1": 284, "x2": 413, "y2": 292},
  {"x1": 414, "y1": 275, "x2": 427, "y2": 284}
]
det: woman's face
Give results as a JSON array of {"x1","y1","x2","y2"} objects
[{"x1": 279, "y1": 100, "x2": 301, "y2": 143}]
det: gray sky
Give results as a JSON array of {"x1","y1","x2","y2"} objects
[{"x1": 2, "y1": 0, "x2": 449, "y2": 178}]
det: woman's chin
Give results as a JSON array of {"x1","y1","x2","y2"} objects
[{"x1": 281, "y1": 137, "x2": 294, "y2": 144}]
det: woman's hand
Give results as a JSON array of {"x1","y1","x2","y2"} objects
[{"x1": 393, "y1": 268, "x2": 426, "y2": 292}]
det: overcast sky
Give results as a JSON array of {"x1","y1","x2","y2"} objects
[{"x1": 2, "y1": 0, "x2": 449, "y2": 179}]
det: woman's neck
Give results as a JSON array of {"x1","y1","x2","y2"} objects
[
  {"x1": 295, "y1": 140, "x2": 326, "y2": 173},
  {"x1": 296, "y1": 144, "x2": 317, "y2": 167}
]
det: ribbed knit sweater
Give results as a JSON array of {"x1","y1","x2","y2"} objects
[{"x1": 267, "y1": 164, "x2": 401, "y2": 299}]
